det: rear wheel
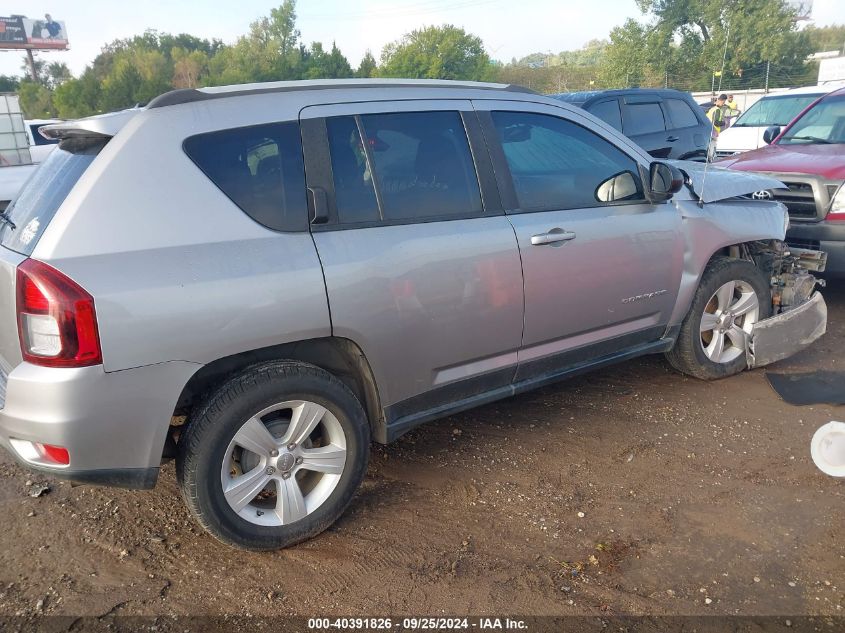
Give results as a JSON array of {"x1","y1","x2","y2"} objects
[
  {"x1": 666, "y1": 257, "x2": 771, "y2": 380},
  {"x1": 177, "y1": 360, "x2": 370, "y2": 550}
]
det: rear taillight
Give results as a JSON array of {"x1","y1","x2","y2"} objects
[{"x1": 16, "y1": 259, "x2": 102, "y2": 367}]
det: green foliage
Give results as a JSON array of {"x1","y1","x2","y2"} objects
[
  {"x1": 0, "y1": 75, "x2": 20, "y2": 92},
  {"x1": 379, "y1": 25, "x2": 492, "y2": 80},
  {"x1": 355, "y1": 50, "x2": 378, "y2": 78},
  {"x1": 598, "y1": 0, "x2": 813, "y2": 91},
  {"x1": 10, "y1": 0, "x2": 841, "y2": 118},
  {"x1": 18, "y1": 80, "x2": 55, "y2": 118},
  {"x1": 303, "y1": 42, "x2": 353, "y2": 79},
  {"x1": 804, "y1": 24, "x2": 845, "y2": 54}
]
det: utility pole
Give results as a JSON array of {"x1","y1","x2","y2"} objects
[
  {"x1": 25, "y1": 49, "x2": 38, "y2": 81},
  {"x1": 764, "y1": 60, "x2": 770, "y2": 93}
]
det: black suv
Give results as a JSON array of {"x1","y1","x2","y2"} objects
[{"x1": 551, "y1": 89, "x2": 712, "y2": 161}]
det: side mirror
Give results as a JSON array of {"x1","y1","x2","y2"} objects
[
  {"x1": 595, "y1": 171, "x2": 639, "y2": 202},
  {"x1": 763, "y1": 125, "x2": 781, "y2": 145},
  {"x1": 647, "y1": 162, "x2": 684, "y2": 202}
]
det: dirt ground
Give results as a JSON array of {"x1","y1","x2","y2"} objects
[{"x1": 0, "y1": 285, "x2": 843, "y2": 628}]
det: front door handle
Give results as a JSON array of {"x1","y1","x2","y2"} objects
[
  {"x1": 530, "y1": 229, "x2": 577, "y2": 246},
  {"x1": 666, "y1": 135, "x2": 679, "y2": 142}
]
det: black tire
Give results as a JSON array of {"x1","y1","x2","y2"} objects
[
  {"x1": 176, "y1": 360, "x2": 370, "y2": 551},
  {"x1": 666, "y1": 257, "x2": 771, "y2": 380}
]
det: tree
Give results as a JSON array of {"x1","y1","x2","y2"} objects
[
  {"x1": 379, "y1": 25, "x2": 492, "y2": 80},
  {"x1": 599, "y1": 19, "x2": 649, "y2": 88},
  {"x1": 18, "y1": 80, "x2": 54, "y2": 118},
  {"x1": 205, "y1": 0, "x2": 303, "y2": 84},
  {"x1": 172, "y1": 47, "x2": 209, "y2": 88},
  {"x1": 0, "y1": 75, "x2": 20, "y2": 92},
  {"x1": 356, "y1": 50, "x2": 378, "y2": 78},
  {"x1": 610, "y1": 0, "x2": 813, "y2": 91},
  {"x1": 804, "y1": 24, "x2": 845, "y2": 54},
  {"x1": 303, "y1": 41, "x2": 352, "y2": 79}
]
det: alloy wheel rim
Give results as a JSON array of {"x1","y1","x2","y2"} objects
[
  {"x1": 220, "y1": 400, "x2": 347, "y2": 527},
  {"x1": 699, "y1": 279, "x2": 760, "y2": 364}
]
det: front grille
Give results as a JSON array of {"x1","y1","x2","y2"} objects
[{"x1": 774, "y1": 181, "x2": 818, "y2": 219}]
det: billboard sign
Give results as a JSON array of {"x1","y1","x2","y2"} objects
[{"x1": 0, "y1": 14, "x2": 68, "y2": 50}]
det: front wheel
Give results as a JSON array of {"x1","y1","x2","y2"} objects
[
  {"x1": 176, "y1": 360, "x2": 370, "y2": 550},
  {"x1": 666, "y1": 257, "x2": 771, "y2": 380}
]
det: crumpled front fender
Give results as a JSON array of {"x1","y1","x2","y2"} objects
[{"x1": 748, "y1": 292, "x2": 827, "y2": 368}]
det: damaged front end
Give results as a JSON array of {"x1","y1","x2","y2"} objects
[
  {"x1": 743, "y1": 240, "x2": 827, "y2": 368},
  {"x1": 669, "y1": 159, "x2": 828, "y2": 369}
]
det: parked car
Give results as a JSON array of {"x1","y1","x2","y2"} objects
[
  {"x1": 715, "y1": 84, "x2": 845, "y2": 158},
  {"x1": 551, "y1": 88, "x2": 712, "y2": 161},
  {"x1": 25, "y1": 119, "x2": 61, "y2": 164},
  {"x1": 0, "y1": 79, "x2": 827, "y2": 550},
  {"x1": 719, "y1": 86, "x2": 845, "y2": 275}
]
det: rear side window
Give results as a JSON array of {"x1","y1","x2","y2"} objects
[
  {"x1": 588, "y1": 100, "x2": 623, "y2": 131},
  {"x1": 326, "y1": 111, "x2": 482, "y2": 224},
  {"x1": 1, "y1": 138, "x2": 104, "y2": 256},
  {"x1": 326, "y1": 116, "x2": 380, "y2": 224},
  {"x1": 184, "y1": 122, "x2": 307, "y2": 232},
  {"x1": 623, "y1": 103, "x2": 666, "y2": 136},
  {"x1": 665, "y1": 99, "x2": 699, "y2": 128}
]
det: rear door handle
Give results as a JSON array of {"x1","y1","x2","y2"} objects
[{"x1": 530, "y1": 229, "x2": 577, "y2": 246}]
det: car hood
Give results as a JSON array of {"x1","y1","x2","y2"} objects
[
  {"x1": 668, "y1": 160, "x2": 786, "y2": 203},
  {"x1": 715, "y1": 125, "x2": 766, "y2": 153},
  {"x1": 716, "y1": 142, "x2": 845, "y2": 180}
]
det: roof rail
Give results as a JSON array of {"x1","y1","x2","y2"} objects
[{"x1": 147, "y1": 78, "x2": 536, "y2": 109}]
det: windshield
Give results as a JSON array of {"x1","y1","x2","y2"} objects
[
  {"x1": 778, "y1": 94, "x2": 845, "y2": 145},
  {"x1": 732, "y1": 94, "x2": 820, "y2": 127},
  {"x1": 0, "y1": 137, "x2": 105, "y2": 256}
]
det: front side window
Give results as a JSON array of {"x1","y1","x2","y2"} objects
[
  {"x1": 732, "y1": 95, "x2": 819, "y2": 127},
  {"x1": 491, "y1": 111, "x2": 643, "y2": 212},
  {"x1": 183, "y1": 122, "x2": 307, "y2": 232},
  {"x1": 623, "y1": 103, "x2": 666, "y2": 136},
  {"x1": 778, "y1": 95, "x2": 845, "y2": 145}
]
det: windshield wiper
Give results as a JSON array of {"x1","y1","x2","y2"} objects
[
  {"x1": 780, "y1": 135, "x2": 832, "y2": 144},
  {"x1": 0, "y1": 211, "x2": 16, "y2": 231}
]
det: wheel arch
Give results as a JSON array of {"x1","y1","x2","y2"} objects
[{"x1": 169, "y1": 337, "x2": 385, "y2": 456}]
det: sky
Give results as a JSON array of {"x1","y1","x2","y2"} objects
[{"x1": 2, "y1": 0, "x2": 844, "y2": 78}]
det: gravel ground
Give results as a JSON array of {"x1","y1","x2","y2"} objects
[{"x1": 0, "y1": 285, "x2": 842, "y2": 629}]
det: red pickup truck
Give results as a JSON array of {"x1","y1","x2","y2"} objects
[{"x1": 718, "y1": 87, "x2": 845, "y2": 275}]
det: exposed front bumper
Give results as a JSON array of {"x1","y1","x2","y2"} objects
[
  {"x1": 0, "y1": 360, "x2": 199, "y2": 489},
  {"x1": 747, "y1": 292, "x2": 827, "y2": 368}
]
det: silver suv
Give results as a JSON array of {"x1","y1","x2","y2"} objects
[{"x1": 0, "y1": 79, "x2": 828, "y2": 550}]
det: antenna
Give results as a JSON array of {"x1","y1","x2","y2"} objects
[{"x1": 698, "y1": 21, "x2": 731, "y2": 207}]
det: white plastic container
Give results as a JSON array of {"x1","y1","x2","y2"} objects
[{"x1": 811, "y1": 421, "x2": 845, "y2": 477}]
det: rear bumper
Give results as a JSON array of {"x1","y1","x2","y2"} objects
[
  {"x1": 787, "y1": 221, "x2": 845, "y2": 274},
  {"x1": 0, "y1": 360, "x2": 199, "y2": 489},
  {"x1": 747, "y1": 292, "x2": 827, "y2": 368}
]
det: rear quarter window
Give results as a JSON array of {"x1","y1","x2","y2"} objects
[
  {"x1": 0, "y1": 137, "x2": 104, "y2": 256},
  {"x1": 183, "y1": 121, "x2": 308, "y2": 232}
]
